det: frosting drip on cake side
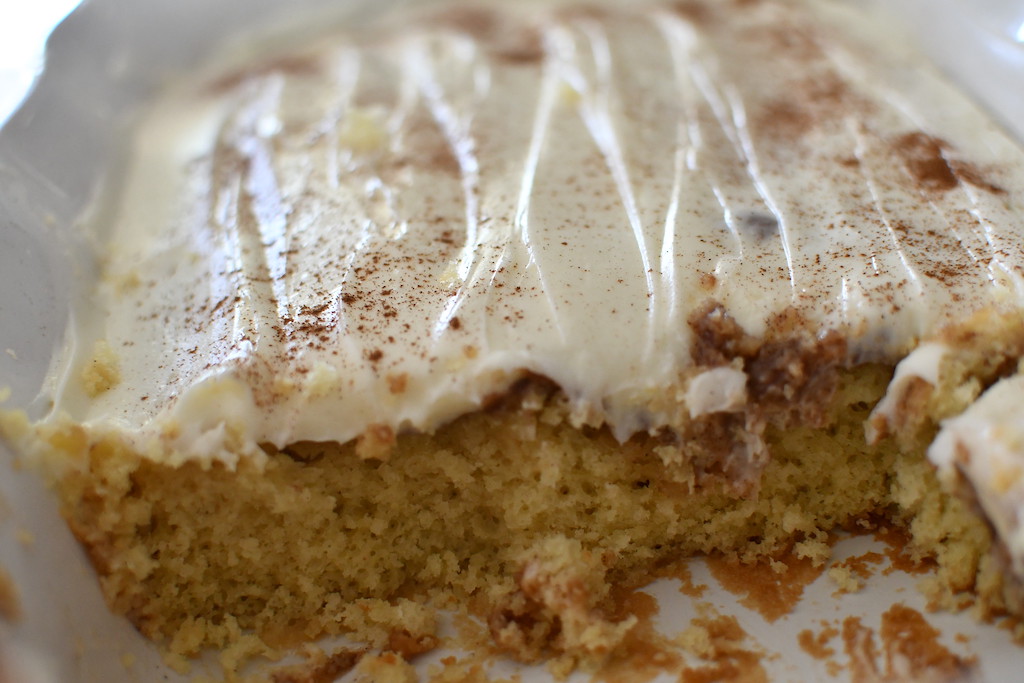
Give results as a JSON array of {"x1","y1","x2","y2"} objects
[{"x1": 47, "y1": 0, "x2": 1024, "y2": 457}]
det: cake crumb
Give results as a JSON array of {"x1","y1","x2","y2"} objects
[
  {"x1": 270, "y1": 646, "x2": 367, "y2": 683},
  {"x1": 830, "y1": 549, "x2": 887, "y2": 595},
  {"x1": 387, "y1": 629, "x2": 439, "y2": 659},
  {"x1": 355, "y1": 424, "x2": 396, "y2": 461},
  {"x1": 828, "y1": 566, "x2": 864, "y2": 594},
  {"x1": 490, "y1": 536, "x2": 637, "y2": 663},
  {"x1": 161, "y1": 650, "x2": 191, "y2": 675},
  {"x1": 339, "y1": 598, "x2": 438, "y2": 651},
  {"x1": 81, "y1": 340, "x2": 121, "y2": 396},
  {"x1": 353, "y1": 652, "x2": 416, "y2": 683},
  {"x1": 597, "y1": 587, "x2": 682, "y2": 681},
  {"x1": 874, "y1": 526, "x2": 933, "y2": 576},
  {"x1": 218, "y1": 631, "x2": 278, "y2": 675},
  {"x1": 427, "y1": 655, "x2": 500, "y2": 682},
  {"x1": 676, "y1": 607, "x2": 768, "y2": 682}
]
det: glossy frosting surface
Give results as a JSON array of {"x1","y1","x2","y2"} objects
[{"x1": 52, "y1": 0, "x2": 1024, "y2": 454}]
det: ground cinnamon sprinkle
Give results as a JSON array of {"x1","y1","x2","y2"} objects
[
  {"x1": 892, "y1": 132, "x2": 1006, "y2": 196},
  {"x1": 893, "y1": 133, "x2": 960, "y2": 193}
]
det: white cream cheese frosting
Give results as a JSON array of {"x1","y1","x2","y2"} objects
[
  {"x1": 865, "y1": 341, "x2": 950, "y2": 443},
  {"x1": 42, "y1": 0, "x2": 1024, "y2": 461}
]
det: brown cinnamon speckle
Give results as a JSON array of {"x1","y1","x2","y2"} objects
[{"x1": 894, "y1": 133, "x2": 958, "y2": 192}]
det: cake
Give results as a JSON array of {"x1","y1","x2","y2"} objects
[{"x1": 3, "y1": 0, "x2": 1024, "y2": 678}]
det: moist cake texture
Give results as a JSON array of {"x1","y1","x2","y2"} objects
[{"x1": 4, "y1": 0, "x2": 1024, "y2": 678}]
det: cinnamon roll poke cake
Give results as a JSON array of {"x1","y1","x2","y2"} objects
[{"x1": 4, "y1": 0, "x2": 1024, "y2": 676}]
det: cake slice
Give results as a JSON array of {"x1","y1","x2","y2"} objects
[{"x1": 4, "y1": 0, "x2": 1024, "y2": 677}]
